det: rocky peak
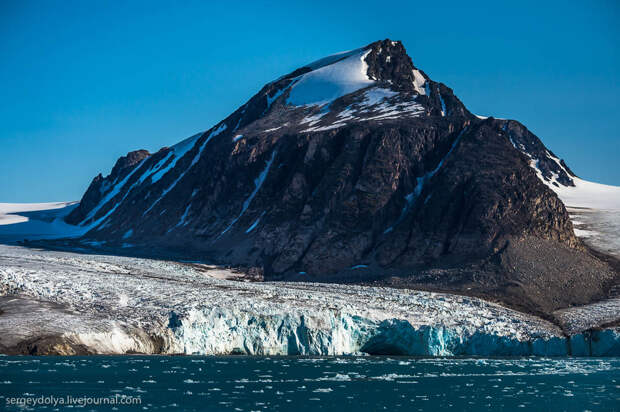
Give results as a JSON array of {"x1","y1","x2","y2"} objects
[
  {"x1": 364, "y1": 39, "x2": 426, "y2": 92},
  {"x1": 65, "y1": 149, "x2": 150, "y2": 225},
  {"x1": 110, "y1": 149, "x2": 151, "y2": 180}
]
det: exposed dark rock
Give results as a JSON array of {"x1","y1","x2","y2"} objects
[
  {"x1": 110, "y1": 149, "x2": 151, "y2": 178},
  {"x1": 2, "y1": 335, "x2": 94, "y2": 356},
  {"x1": 66, "y1": 149, "x2": 151, "y2": 225},
  {"x1": 365, "y1": 40, "x2": 419, "y2": 91},
  {"x1": 501, "y1": 120, "x2": 575, "y2": 186}
]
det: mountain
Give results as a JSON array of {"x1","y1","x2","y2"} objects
[{"x1": 62, "y1": 39, "x2": 618, "y2": 315}]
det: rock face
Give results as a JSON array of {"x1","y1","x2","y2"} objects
[
  {"x1": 67, "y1": 149, "x2": 150, "y2": 225},
  {"x1": 63, "y1": 39, "x2": 617, "y2": 313}
]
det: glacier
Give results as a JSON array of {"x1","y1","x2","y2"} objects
[{"x1": 0, "y1": 244, "x2": 618, "y2": 356}]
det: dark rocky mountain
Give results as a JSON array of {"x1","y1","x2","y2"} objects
[{"x1": 63, "y1": 39, "x2": 617, "y2": 315}]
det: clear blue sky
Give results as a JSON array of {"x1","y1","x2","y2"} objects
[{"x1": 1, "y1": 0, "x2": 618, "y2": 202}]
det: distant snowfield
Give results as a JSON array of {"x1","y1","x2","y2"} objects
[
  {"x1": 544, "y1": 178, "x2": 620, "y2": 259},
  {"x1": 0, "y1": 201, "x2": 84, "y2": 243},
  {"x1": 552, "y1": 178, "x2": 620, "y2": 210},
  {"x1": 0, "y1": 202, "x2": 72, "y2": 224}
]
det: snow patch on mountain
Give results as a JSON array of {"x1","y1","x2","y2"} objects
[
  {"x1": 245, "y1": 211, "x2": 265, "y2": 234},
  {"x1": 287, "y1": 49, "x2": 374, "y2": 107},
  {"x1": 81, "y1": 158, "x2": 149, "y2": 225},
  {"x1": 438, "y1": 91, "x2": 447, "y2": 116},
  {"x1": 221, "y1": 151, "x2": 277, "y2": 235},
  {"x1": 363, "y1": 87, "x2": 399, "y2": 105},
  {"x1": 301, "y1": 87, "x2": 424, "y2": 133},
  {"x1": 412, "y1": 69, "x2": 427, "y2": 95},
  {"x1": 385, "y1": 128, "x2": 466, "y2": 234},
  {"x1": 149, "y1": 131, "x2": 203, "y2": 184}
]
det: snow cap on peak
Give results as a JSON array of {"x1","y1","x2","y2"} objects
[
  {"x1": 282, "y1": 39, "x2": 428, "y2": 107},
  {"x1": 286, "y1": 48, "x2": 373, "y2": 106}
]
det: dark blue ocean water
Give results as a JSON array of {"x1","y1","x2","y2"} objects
[{"x1": 0, "y1": 356, "x2": 618, "y2": 411}]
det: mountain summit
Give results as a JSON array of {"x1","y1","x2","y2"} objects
[{"x1": 63, "y1": 39, "x2": 618, "y2": 315}]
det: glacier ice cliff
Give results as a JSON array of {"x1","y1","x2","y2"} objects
[
  {"x1": 0, "y1": 244, "x2": 618, "y2": 356},
  {"x1": 165, "y1": 308, "x2": 619, "y2": 357}
]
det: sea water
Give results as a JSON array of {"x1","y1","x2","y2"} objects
[{"x1": 0, "y1": 356, "x2": 618, "y2": 411}]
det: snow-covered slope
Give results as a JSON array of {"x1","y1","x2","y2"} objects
[
  {"x1": 287, "y1": 48, "x2": 373, "y2": 106},
  {"x1": 548, "y1": 178, "x2": 620, "y2": 257},
  {"x1": 551, "y1": 178, "x2": 620, "y2": 210},
  {"x1": 0, "y1": 202, "x2": 73, "y2": 225},
  {"x1": 0, "y1": 202, "x2": 84, "y2": 243}
]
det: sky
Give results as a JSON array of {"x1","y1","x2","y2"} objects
[{"x1": 1, "y1": 0, "x2": 618, "y2": 202}]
